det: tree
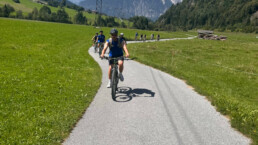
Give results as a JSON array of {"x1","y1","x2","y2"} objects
[
  {"x1": 12, "y1": 0, "x2": 20, "y2": 3},
  {"x1": 16, "y1": 10, "x2": 23, "y2": 19},
  {"x1": 39, "y1": 6, "x2": 51, "y2": 21},
  {"x1": 74, "y1": 11, "x2": 87, "y2": 24},
  {"x1": 2, "y1": 4, "x2": 15, "y2": 17},
  {"x1": 96, "y1": 15, "x2": 106, "y2": 26},
  {"x1": 60, "y1": 0, "x2": 66, "y2": 8},
  {"x1": 56, "y1": 8, "x2": 70, "y2": 23},
  {"x1": 48, "y1": 0, "x2": 59, "y2": 7},
  {"x1": 0, "y1": 6, "x2": 3, "y2": 17},
  {"x1": 32, "y1": 7, "x2": 39, "y2": 20},
  {"x1": 129, "y1": 16, "x2": 151, "y2": 30},
  {"x1": 121, "y1": 21, "x2": 126, "y2": 28}
]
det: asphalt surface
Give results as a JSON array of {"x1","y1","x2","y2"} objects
[{"x1": 63, "y1": 39, "x2": 251, "y2": 145}]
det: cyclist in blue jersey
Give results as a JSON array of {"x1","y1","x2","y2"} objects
[
  {"x1": 101, "y1": 28, "x2": 129, "y2": 88},
  {"x1": 96, "y1": 30, "x2": 105, "y2": 55}
]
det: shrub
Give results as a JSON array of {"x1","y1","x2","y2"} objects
[
  {"x1": 12, "y1": 0, "x2": 20, "y2": 3},
  {"x1": 74, "y1": 11, "x2": 86, "y2": 24},
  {"x1": 16, "y1": 10, "x2": 23, "y2": 19},
  {"x1": 2, "y1": 4, "x2": 15, "y2": 17}
]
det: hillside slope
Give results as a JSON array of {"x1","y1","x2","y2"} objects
[{"x1": 156, "y1": 0, "x2": 258, "y2": 32}]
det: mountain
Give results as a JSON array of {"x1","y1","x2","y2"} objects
[
  {"x1": 156, "y1": 0, "x2": 258, "y2": 32},
  {"x1": 68, "y1": 0, "x2": 182, "y2": 20}
]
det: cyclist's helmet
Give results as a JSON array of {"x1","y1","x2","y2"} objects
[
  {"x1": 120, "y1": 33, "x2": 124, "y2": 36},
  {"x1": 110, "y1": 28, "x2": 118, "y2": 35},
  {"x1": 100, "y1": 30, "x2": 103, "y2": 33}
]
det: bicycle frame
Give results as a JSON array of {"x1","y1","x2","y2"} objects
[
  {"x1": 98, "y1": 42, "x2": 104, "y2": 56},
  {"x1": 109, "y1": 56, "x2": 123, "y2": 100}
]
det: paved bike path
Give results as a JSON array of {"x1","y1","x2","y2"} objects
[{"x1": 63, "y1": 39, "x2": 250, "y2": 145}]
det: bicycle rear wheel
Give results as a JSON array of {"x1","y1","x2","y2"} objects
[
  {"x1": 99, "y1": 44, "x2": 103, "y2": 56},
  {"x1": 111, "y1": 68, "x2": 118, "y2": 100}
]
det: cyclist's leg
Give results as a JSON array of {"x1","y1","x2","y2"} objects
[
  {"x1": 108, "y1": 59, "x2": 114, "y2": 79},
  {"x1": 118, "y1": 59, "x2": 124, "y2": 73}
]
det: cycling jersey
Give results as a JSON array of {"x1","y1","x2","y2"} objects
[
  {"x1": 107, "y1": 38, "x2": 123, "y2": 57},
  {"x1": 98, "y1": 35, "x2": 105, "y2": 43},
  {"x1": 94, "y1": 36, "x2": 98, "y2": 41}
]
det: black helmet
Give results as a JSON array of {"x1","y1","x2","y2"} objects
[
  {"x1": 100, "y1": 30, "x2": 103, "y2": 33},
  {"x1": 110, "y1": 28, "x2": 118, "y2": 35}
]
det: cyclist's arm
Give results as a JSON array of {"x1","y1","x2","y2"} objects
[
  {"x1": 96, "y1": 37, "x2": 99, "y2": 42},
  {"x1": 122, "y1": 41, "x2": 129, "y2": 57},
  {"x1": 101, "y1": 42, "x2": 109, "y2": 57}
]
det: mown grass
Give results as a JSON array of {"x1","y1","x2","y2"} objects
[
  {"x1": 128, "y1": 32, "x2": 258, "y2": 144},
  {"x1": 0, "y1": 18, "x2": 103, "y2": 144}
]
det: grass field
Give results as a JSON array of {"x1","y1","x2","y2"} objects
[
  {"x1": 128, "y1": 32, "x2": 258, "y2": 144},
  {"x1": 0, "y1": 18, "x2": 188, "y2": 144},
  {"x1": 0, "y1": 18, "x2": 103, "y2": 144}
]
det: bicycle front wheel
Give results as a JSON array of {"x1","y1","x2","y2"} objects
[{"x1": 111, "y1": 68, "x2": 118, "y2": 100}]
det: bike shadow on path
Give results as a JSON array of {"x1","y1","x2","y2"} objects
[{"x1": 114, "y1": 86, "x2": 155, "y2": 102}]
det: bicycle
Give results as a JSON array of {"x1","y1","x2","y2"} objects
[
  {"x1": 98, "y1": 42, "x2": 104, "y2": 57},
  {"x1": 108, "y1": 56, "x2": 124, "y2": 100},
  {"x1": 94, "y1": 42, "x2": 98, "y2": 53}
]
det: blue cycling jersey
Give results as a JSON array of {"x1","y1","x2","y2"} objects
[
  {"x1": 97, "y1": 35, "x2": 105, "y2": 43},
  {"x1": 107, "y1": 38, "x2": 123, "y2": 57}
]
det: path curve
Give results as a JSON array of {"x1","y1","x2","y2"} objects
[{"x1": 63, "y1": 38, "x2": 250, "y2": 145}]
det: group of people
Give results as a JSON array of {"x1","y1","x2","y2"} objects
[
  {"x1": 91, "y1": 29, "x2": 129, "y2": 88},
  {"x1": 135, "y1": 32, "x2": 160, "y2": 41},
  {"x1": 91, "y1": 30, "x2": 162, "y2": 89}
]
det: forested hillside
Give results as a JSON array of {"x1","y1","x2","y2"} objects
[{"x1": 156, "y1": 0, "x2": 258, "y2": 32}]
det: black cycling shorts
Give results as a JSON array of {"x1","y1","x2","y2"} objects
[{"x1": 109, "y1": 56, "x2": 124, "y2": 65}]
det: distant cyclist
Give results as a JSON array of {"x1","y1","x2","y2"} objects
[
  {"x1": 135, "y1": 32, "x2": 138, "y2": 41},
  {"x1": 119, "y1": 33, "x2": 126, "y2": 44},
  {"x1": 157, "y1": 34, "x2": 160, "y2": 41},
  {"x1": 92, "y1": 33, "x2": 98, "y2": 52},
  {"x1": 151, "y1": 34, "x2": 154, "y2": 40},
  {"x1": 92, "y1": 33, "x2": 98, "y2": 45},
  {"x1": 96, "y1": 30, "x2": 105, "y2": 56},
  {"x1": 101, "y1": 28, "x2": 130, "y2": 88}
]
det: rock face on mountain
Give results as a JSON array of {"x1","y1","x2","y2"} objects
[{"x1": 69, "y1": 0, "x2": 182, "y2": 20}]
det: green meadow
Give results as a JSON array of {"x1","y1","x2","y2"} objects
[
  {"x1": 128, "y1": 32, "x2": 258, "y2": 144},
  {"x1": 0, "y1": 18, "x2": 102, "y2": 144}
]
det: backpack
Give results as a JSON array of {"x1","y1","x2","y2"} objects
[{"x1": 108, "y1": 37, "x2": 123, "y2": 49}]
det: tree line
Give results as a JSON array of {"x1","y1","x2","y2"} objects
[
  {"x1": 156, "y1": 0, "x2": 258, "y2": 33},
  {"x1": 0, "y1": 4, "x2": 74, "y2": 24}
]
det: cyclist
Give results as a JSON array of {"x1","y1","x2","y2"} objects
[
  {"x1": 92, "y1": 33, "x2": 98, "y2": 52},
  {"x1": 151, "y1": 34, "x2": 154, "y2": 40},
  {"x1": 144, "y1": 34, "x2": 146, "y2": 41},
  {"x1": 92, "y1": 33, "x2": 98, "y2": 45},
  {"x1": 157, "y1": 34, "x2": 160, "y2": 41},
  {"x1": 119, "y1": 33, "x2": 126, "y2": 44},
  {"x1": 101, "y1": 28, "x2": 130, "y2": 88},
  {"x1": 135, "y1": 32, "x2": 138, "y2": 41},
  {"x1": 96, "y1": 30, "x2": 105, "y2": 56}
]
